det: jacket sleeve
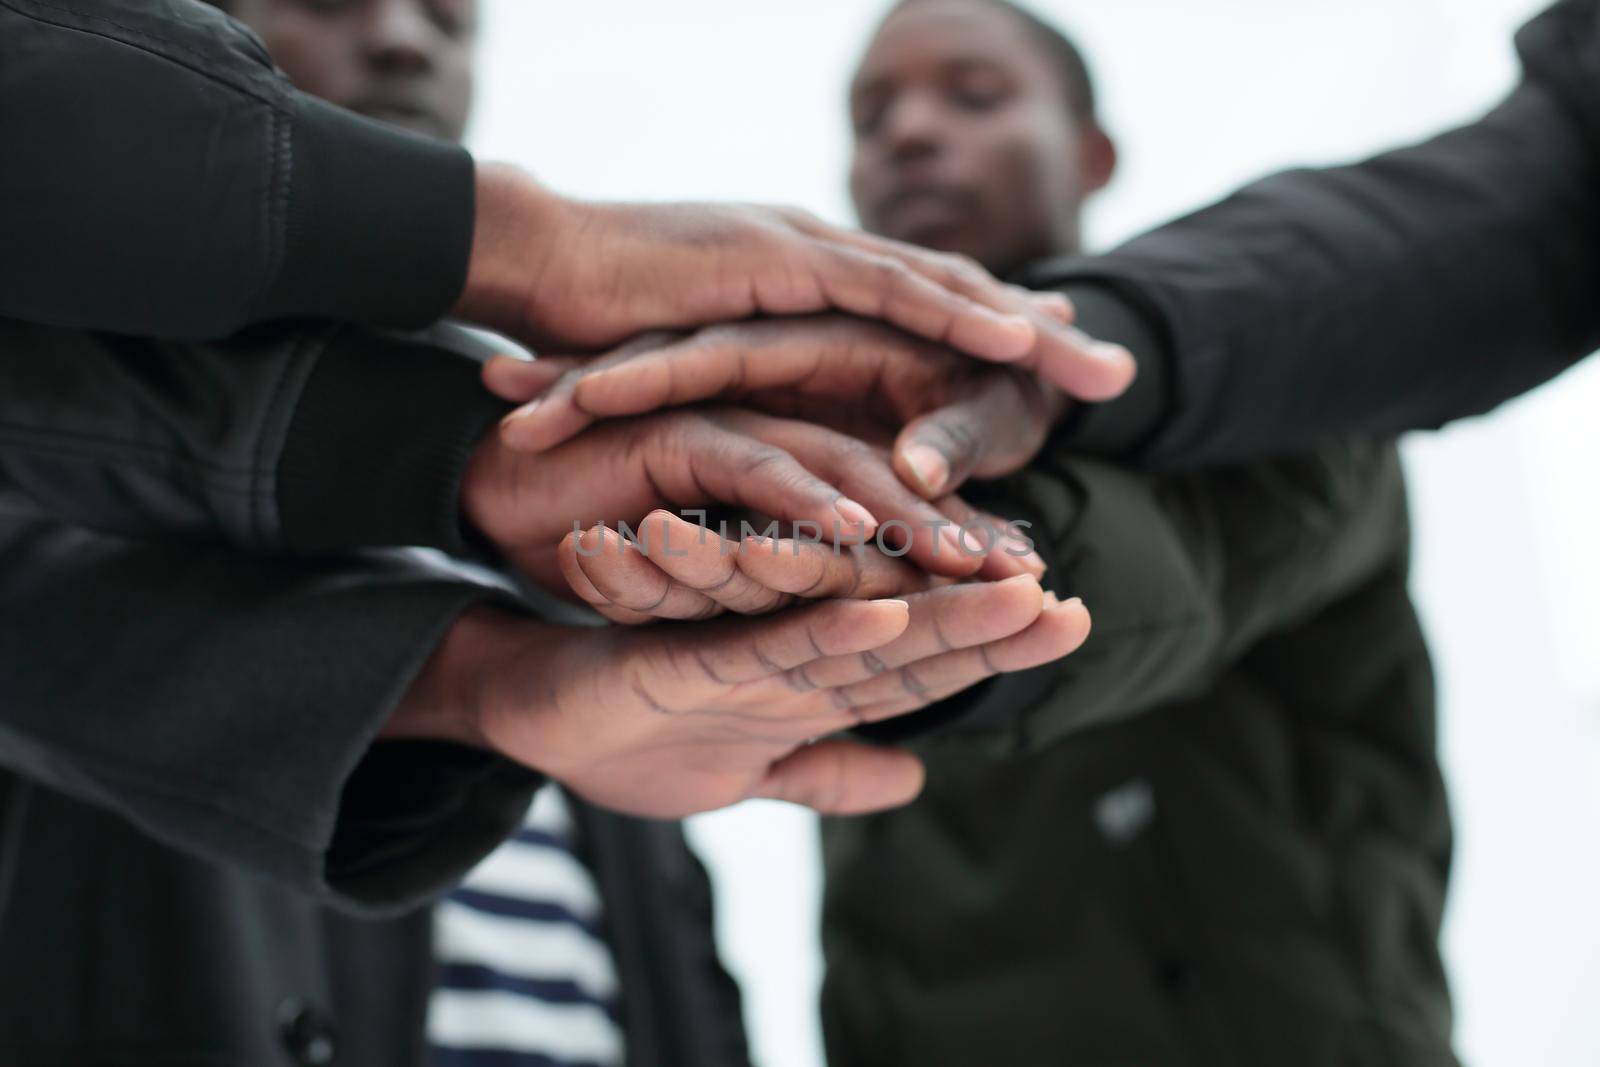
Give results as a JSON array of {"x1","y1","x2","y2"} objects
[
  {"x1": 1023, "y1": 0, "x2": 1600, "y2": 467},
  {"x1": 0, "y1": 318, "x2": 511, "y2": 554},
  {"x1": 0, "y1": 0, "x2": 473, "y2": 339},
  {"x1": 864, "y1": 439, "x2": 1411, "y2": 755},
  {"x1": 0, "y1": 510, "x2": 542, "y2": 915}
]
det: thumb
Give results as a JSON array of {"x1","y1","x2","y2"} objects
[
  {"x1": 894, "y1": 404, "x2": 979, "y2": 499},
  {"x1": 751, "y1": 740, "x2": 925, "y2": 815},
  {"x1": 895, "y1": 371, "x2": 1057, "y2": 498}
]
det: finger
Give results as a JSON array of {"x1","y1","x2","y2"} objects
[
  {"x1": 737, "y1": 534, "x2": 935, "y2": 602},
  {"x1": 750, "y1": 739, "x2": 925, "y2": 815},
  {"x1": 574, "y1": 327, "x2": 781, "y2": 416},
  {"x1": 629, "y1": 510, "x2": 795, "y2": 616},
  {"x1": 1019, "y1": 287, "x2": 1074, "y2": 325},
  {"x1": 556, "y1": 528, "x2": 663, "y2": 625},
  {"x1": 893, "y1": 372, "x2": 1049, "y2": 497},
  {"x1": 795, "y1": 574, "x2": 1045, "y2": 690},
  {"x1": 932, "y1": 496, "x2": 1045, "y2": 580},
  {"x1": 792, "y1": 220, "x2": 1045, "y2": 332},
  {"x1": 481, "y1": 354, "x2": 577, "y2": 403},
  {"x1": 500, "y1": 334, "x2": 682, "y2": 451},
  {"x1": 806, "y1": 243, "x2": 1038, "y2": 364},
  {"x1": 842, "y1": 596, "x2": 1092, "y2": 716},
  {"x1": 508, "y1": 321, "x2": 860, "y2": 451},
  {"x1": 1017, "y1": 324, "x2": 1137, "y2": 403},
  {"x1": 570, "y1": 521, "x2": 725, "y2": 621},
  {"x1": 673, "y1": 597, "x2": 910, "y2": 687},
  {"x1": 668, "y1": 416, "x2": 883, "y2": 539},
  {"x1": 805, "y1": 228, "x2": 1135, "y2": 401},
  {"x1": 831, "y1": 236, "x2": 1133, "y2": 401},
  {"x1": 716, "y1": 411, "x2": 982, "y2": 578}
]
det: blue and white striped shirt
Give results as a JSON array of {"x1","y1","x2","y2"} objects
[{"x1": 429, "y1": 786, "x2": 625, "y2": 1067}]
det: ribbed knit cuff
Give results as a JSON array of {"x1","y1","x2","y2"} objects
[
  {"x1": 258, "y1": 93, "x2": 475, "y2": 329},
  {"x1": 276, "y1": 328, "x2": 512, "y2": 553},
  {"x1": 1013, "y1": 256, "x2": 1176, "y2": 459}
]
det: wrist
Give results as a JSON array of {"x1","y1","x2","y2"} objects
[
  {"x1": 382, "y1": 603, "x2": 528, "y2": 749},
  {"x1": 453, "y1": 162, "x2": 568, "y2": 337}
]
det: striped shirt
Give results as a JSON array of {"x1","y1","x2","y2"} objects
[{"x1": 429, "y1": 786, "x2": 625, "y2": 1067}]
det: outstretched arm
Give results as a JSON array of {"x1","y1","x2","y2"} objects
[{"x1": 1027, "y1": 0, "x2": 1600, "y2": 465}]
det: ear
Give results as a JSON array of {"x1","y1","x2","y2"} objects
[{"x1": 1077, "y1": 126, "x2": 1118, "y2": 195}]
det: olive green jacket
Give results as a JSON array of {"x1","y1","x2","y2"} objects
[{"x1": 825, "y1": 442, "x2": 1452, "y2": 1067}]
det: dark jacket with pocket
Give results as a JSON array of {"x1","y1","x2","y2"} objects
[
  {"x1": 824, "y1": 443, "x2": 1452, "y2": 1067},
  {"x1": 0, "y1": 515, "x2": 750, "y2": 1067},
  {"x1": 0, "y1": 314, "x2": 750, "y2": 1065}
]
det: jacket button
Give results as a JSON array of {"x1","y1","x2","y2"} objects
[{"x1": 278, "y1": 998, "x2": 339, "y2": 1066}]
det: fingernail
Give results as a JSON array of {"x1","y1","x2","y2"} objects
[
  {"x1": 1091, "y1": 341, "x2": 1134, "y2": 366},
  {"x1": 1003, "y1": 531, "x2": 1043, "y2": 565},
  {"x1": 1058, "y1": 596, "x2": 1084, "y2": 611},
  {"x1": 871, "y1": 598, "x2": 910, "y2": 610},
  {"x1": 1031, "y1": 292, "x2": 1074, "y2": 323},
  {"x1": 500, "y1": 348, "x2": 536, "y2": 363},
  {"x1": 1016, "y1": 547, "x2": 1048, "y2": 577},
  {"x1": 973, "y1": 309, "x2": 1036, "y2": 355},
  {"x1": 501, "y1": 398, "x2": 540, "y2": 425},
  {"x1": 992, "y1": 311, "x2": 1035, "y2": 337},
  {"x1": 939, "y1": 524, "x2": 967, "y2": 559},
  {"x1": 903, "y1": 445, "x2": 950, "y2": 496},
  {"x1": 1000, "y1": 573, "x2": 1041, "y2": 589},
  {"x1": 835, "y1": 497, "x2": 878, "y2": 531}
]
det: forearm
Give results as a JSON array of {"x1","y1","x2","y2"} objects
[
  {"x1": 0, "y1": 319, "x2": 509, "y2": 553},
  {"x1": 0, "y1": 0, "x2": 472, "y2": 338},
  {"x1": 0, "y1": 513, "x2": 539, "y2": 914}
]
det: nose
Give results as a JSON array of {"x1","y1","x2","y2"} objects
[
  {"x1": 362, "y1": 0, "x2": 439, "y2": 75},
  {"x1": 881, "y1": 91, "x2": 945, "y2": 163}
]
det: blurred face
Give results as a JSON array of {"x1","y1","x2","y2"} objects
[
  {"x1": 229, "y1": 0, "x2": 477, "y2": 143},
  {"x1": 849, "y1": 0, "x2": 1115, "y2": 274}
]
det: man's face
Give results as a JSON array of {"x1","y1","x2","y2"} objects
[
  {"x1": 229, "y1": 0, "x2": 477, "y2": 143},
  {"x1": 849, "y1": 0, "x2": 1114, "y2": 275}
]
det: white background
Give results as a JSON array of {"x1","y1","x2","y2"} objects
[{"x1": 468, "y1": 2, "x2": 1600, "y2": 1064}]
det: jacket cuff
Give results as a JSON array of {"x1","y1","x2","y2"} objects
[
  {"x1": 330, "y1": 739, "x2": 544, "y2": 913},
  {"x1": 1054, "y1": 284, "x2": 1172, "y2": 455},
  {"x1": 1015, "y1": 257, "x2": 1176, "y2": 457},
  {"x1": 276, "y1": 329, "x2": 512, "y2": 553},
  {"x1": 258, "y1": 93, "x2": 476, "y2": 329}
]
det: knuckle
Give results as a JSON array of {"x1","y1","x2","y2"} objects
[
  {"x1": 739, "y1": 443, "x2": 794, "y2": 479},
  {"x1": 824, "y1": 431, "x2": 874, "y2": 466},
  {"x1": 941, "y1": 252, "x2": 986, "y2": 284},
  {"x1": 874, "y1": 256, "x2": 914, "y2": 288}
]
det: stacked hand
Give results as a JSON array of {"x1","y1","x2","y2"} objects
[
  {"x1": 399, "y1": 171, "x2": 1130, "y2": 818},
  {"x1": 455, "y1": 164, "x2": 1135, "y2": 399},
  {"x1": 481, "y1": 315, "x2": 1086, "y2": 499},
  {"x1": 386, "y1": 579, "x2": 1088, "y2": 819}
]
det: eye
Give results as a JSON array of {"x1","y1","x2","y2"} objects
[
  {"x1": 426, "y1": 0, "x2": 473, "y2": 38},
  {"x1": 951, "y1": 86, "x2": 1005, "y2": 111},
  {"x1": 851, "y1": 94, "x2": 890, "y2": 138},
  {"x1": 947, "y1": 68, "x2": 1012, "y2": 112}
]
